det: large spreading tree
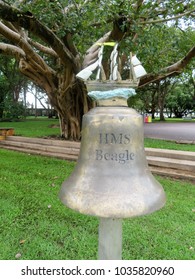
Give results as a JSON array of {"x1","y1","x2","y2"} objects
[{"x1": 0, "y1": 0, "x2": 194, "y2": 139}]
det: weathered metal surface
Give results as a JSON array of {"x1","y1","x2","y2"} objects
[
  {"x1": 59, "y1": 107, "x2": 166, "y2": 218},
  {"x1": 98, "y1": 218, "x2": 122, "y2": 260},
  {"x1": 85, "y1": 80, "x2": 139, "y2": 92}
]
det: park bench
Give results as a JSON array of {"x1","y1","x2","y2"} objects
[{"x1": 0, "y1": 127, "x2": 15, "y2": 140}]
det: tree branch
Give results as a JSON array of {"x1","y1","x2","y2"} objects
[
  {"x1": 139, "y1": 45, "x2": 195, "y2": 87},
  {"x1": 83, "y1": 32, "x2": 112, "y2": 68},
  {"x1": 0, "y1": 42, "x2": 25, "y2": 58},
  {"x1": 28, "y1": 39, "x2": 58, "y2": 57},
  {"x1": 0, "y1": 21, "x2": 55, "y2": 75},
  {"x1": 0, "y1": 0, "x2": 78, "y2": 72},
  {"x1": 139, "y1": 9, "x2": 195, "y2": 25},
  {"x1": 134, "y1": 0, "x2": 145, "y2": 12}
]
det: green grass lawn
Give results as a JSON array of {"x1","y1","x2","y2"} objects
[
  {"x1": 0, "y1": 117, "x2": 60, "y2": 138},
  {"x1": 153, "y1": 118, "x2": 195, "y2": 123},
  {"x1": 144, "y1": 138, "x2": 195, "y2": 152},
  {"x1": 0, "y1": 149, "x2": 194, "y2": 260}
]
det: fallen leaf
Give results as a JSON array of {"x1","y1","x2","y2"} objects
[
  {"x1": 15, "y1": 253, "x2": 22, "y2": 259},
  {"x1": 19, "y1": 240, "x2": 26, "y2": 244}
]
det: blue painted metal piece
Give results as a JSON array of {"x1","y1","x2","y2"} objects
[{"x1": 88, "y1": 88, "x2": 136, "y2": 101}]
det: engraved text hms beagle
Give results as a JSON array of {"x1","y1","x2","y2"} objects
[{"x1": 95, "y1": 133, "x2": 135, "y2": 164}]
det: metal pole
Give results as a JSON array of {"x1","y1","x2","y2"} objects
[{"x1": 98, "y1": 218, "x2": 122, "y2": 260}]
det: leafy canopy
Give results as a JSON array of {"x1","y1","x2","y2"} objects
[{"x1": 5, "y1": 0, "x2": 195, "y2": 56}]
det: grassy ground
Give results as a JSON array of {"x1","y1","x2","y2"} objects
[
  {"x1": 0, "y1": 117, "x2": 60, "y2": 138},
  {"x1": 144, "y1": 138, "x2": 195, "y2": 152},
  {"x1": 153, "y1": 118, "x2": 195, "y2": 123},
  {"x1": 0, "y1": 149, "x2": 195, "y2": 260},
  {"x1": 0, "y1": 117, "x2": 195, "y2": 260}
]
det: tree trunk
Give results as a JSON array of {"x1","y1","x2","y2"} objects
[
  {"x1": 18, "y1": 52, "x2": 91, "y2": 140},
  {"x1": 0, "y1": 107, "x2": 3, "y2": 118},
  {"x1": 54, "y1": 78, "x2": 92, "y2": 140},
  {"x1": 157, "y1": 81, "x2": 170, "y2": 121},
  {"x1": 174, "y1": 111, "x2": 183, "y2": 118},
  {"x1": 159, "y1": 108, "x2": 165, "y2": 121},
  {"x1": 151, "y1": 91, "x2": 157, "y2": 119}
]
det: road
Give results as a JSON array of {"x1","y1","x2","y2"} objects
[{"x1": 144, "y1": 122, "x2": 195, "y2": 142}]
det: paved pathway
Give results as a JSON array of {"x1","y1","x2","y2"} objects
[{"x1": 144, "y1": 122, "x2": 195, "y2": 142}]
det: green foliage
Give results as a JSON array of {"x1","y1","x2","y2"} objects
[
  {"x1": 129, "y1": 85, "x2": 159, "y2": 116},
  {"x1": 0, "y1": 0, "x2": 194, "y2": 126},
  {"x1": 2, "y1": 98, "x2": 25, "y2": 120},
  {"x1": 0, "y1": 56, "x2": 28, "y2": 120},
  {"x1": 165, "y1": 75, "x2": 195, "y2": 118},
  {"x1": 0, "y1": 73, "x2": 10, "y2": 118},
  {"x1": 128, "y1": 23, "x2": 195, "y2": 117},
  {"x1": 137, "y1": 25, "x2": 194, "y2": 74},
  {"x1": 9, "y1": 0, "x2": 194, "y2": 59}
]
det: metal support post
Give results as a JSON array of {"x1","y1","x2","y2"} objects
[{"x1": 98, "y1": 218, "x2": 122, "y2": 260}]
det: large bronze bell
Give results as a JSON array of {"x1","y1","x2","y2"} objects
[{"x1": 59, "y1": 106, "x2": 166, "y2": 218}]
